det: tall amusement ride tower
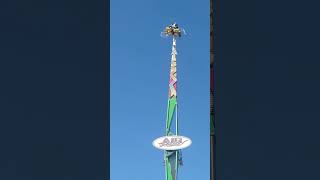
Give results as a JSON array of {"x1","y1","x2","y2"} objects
[{"x1": 153, "y1": 23, "x2": 192, "y2": 180}]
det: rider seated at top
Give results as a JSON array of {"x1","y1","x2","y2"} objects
[
  {"x1": 165, "y1": 22, "x2": 181, "y2": 37},
  {"x1": 169, "y1": 23, "x2": 179, "y2": 30}
]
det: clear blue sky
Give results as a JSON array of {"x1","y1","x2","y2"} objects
[{"x1": 111, "y1": 0, "x2": 209, "y2": 179}]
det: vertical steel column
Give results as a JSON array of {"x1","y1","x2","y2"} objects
[{"x1": 210, "y1": 0, "x2": 216, "y2": 179}]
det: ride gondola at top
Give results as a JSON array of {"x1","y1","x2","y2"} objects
[{"x1": 161, "y1": 22, "x2": 185, "y2": 38}]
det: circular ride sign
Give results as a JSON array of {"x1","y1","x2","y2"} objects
[{"x1": 152, "y1": 135, "x2": 192, "y2": 151}]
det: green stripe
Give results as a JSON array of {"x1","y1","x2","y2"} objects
[
  {"x1": 166, "y1": 158, "x2": 173, "y2": 180},
  {"x1": 166, "y1": 97, "x2": 177, "y2": 134}
]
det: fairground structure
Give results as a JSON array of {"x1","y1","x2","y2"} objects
[{"x1": 152, "y1": 23, "x2": 191, "y2": 180}]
